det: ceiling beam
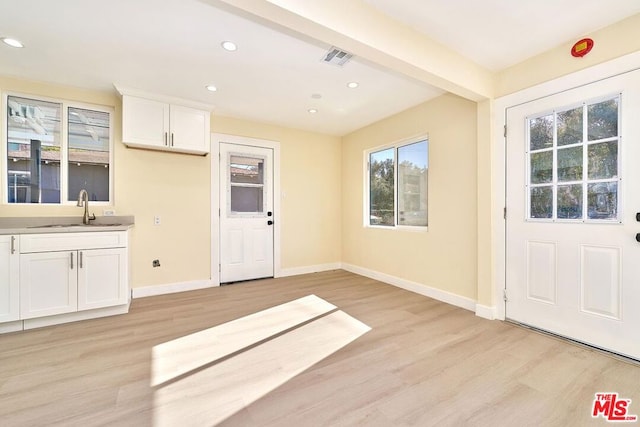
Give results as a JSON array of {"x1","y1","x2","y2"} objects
[{"x1": 208, "y1": 0, "x2": 494, "y2": 101}]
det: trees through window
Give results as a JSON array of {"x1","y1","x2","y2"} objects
[{"x1": 368, "y1": 138, "x2": 428, "y2": 228}]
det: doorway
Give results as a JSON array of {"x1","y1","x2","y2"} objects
[
  {"x1": 505, "y1": 69, "x2": 640, "y2": 360},
  {"x1": 211, "y1": 134, "x2": 281, "y2": 285}
]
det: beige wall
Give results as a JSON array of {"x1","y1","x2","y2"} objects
[
  {"x1": 496, "y1": 13, "x2": 640, "y2": 97},
  {"x1": 0, "y1": 77, "x2": 342, "y2": 289},
  {"x1": 341, "y1": 93, "x2": 478, "y2": 300}
]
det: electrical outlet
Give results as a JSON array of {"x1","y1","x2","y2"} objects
[
  {"x1": 103, "y1": 209, "x2": 116, "y2": 216},
  {"x1": 152, "y1": 259, "x2": 161, "y2": 267},
  {"x1": 154, "y1": 215, "x2": 161, "y2": 226}
]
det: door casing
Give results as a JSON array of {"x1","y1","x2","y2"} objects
[{"x1": 211, "y1": 133, "x2": 281, "y2": 286}]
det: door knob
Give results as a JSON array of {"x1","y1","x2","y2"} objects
[
  {"x1": 636, "y1": 212, "x2": 640, "y2": 222},
  {"x1": 268, "y1": 220, "x2": 274, "y2": 226},
  {"x1": 636, "y1": 233, "x2": 640, "y2": 243}
]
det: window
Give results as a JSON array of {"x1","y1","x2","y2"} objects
[
  {"x1": 367, "y1": 137, "x2": 428, "y2": 227},
  {"x1": 527, "y1": 95, "x2": 620, "y2": 221},
  {"x1": 5, "y1": 94, "x2": 112, "y2": 204}
]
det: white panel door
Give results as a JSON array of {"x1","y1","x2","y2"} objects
[
  {"x1": 506, "y1": 70, "x2": 640, "y2": 360},
  {"x1": 20, "y1": 251, "x2": 78, "y2": 319},
  {"x1": 77, "y1": 248, "x2": 128, "y2": 311},
  {"x1": 220, "y1": 143, "x2": 274, "y2": 283}
]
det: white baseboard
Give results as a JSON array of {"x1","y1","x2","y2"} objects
[
  {"x1": 342, "y1": 263, "x2": 477, "y2": 312},
  {"x1": 278, "y1": 263, "x2": 342, "y2": 278},
  {"x1": 475, "y1": 304, "x2": 496, "y2": 320},
  {"x1": 132, "y1": 279, "x2": 217, "y2": 299}
]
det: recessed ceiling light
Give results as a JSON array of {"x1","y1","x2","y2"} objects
[
  {"x1": 2, "y1": 37, "x2": 24, "y2": 48},
  {"x1": 347, "y1": 81, "x2": 359, "y2": 89},
  {"x1": 221, "y1": 41, "x2": 237, "y2": 52},
  {"x1": 205, "y1": 84, "x2": 218, "y2": 92},
  {"x1": 308, "y1": 108, "x2": 318, "y2": 114}
]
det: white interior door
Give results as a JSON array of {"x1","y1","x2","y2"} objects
[
  {"x1": 220, "y1": 143, "x2": 274, "y2": 283},
  {"x1": 506, "y1": 69, "x2": 640, "y2": 360}
]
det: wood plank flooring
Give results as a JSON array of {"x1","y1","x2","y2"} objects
[{"x1": 0, "y1": 270, "x2": 638, "y2": 426}]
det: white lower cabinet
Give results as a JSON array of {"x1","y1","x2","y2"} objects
[
  {"x1": 0, "y1": 235, "x2": 20, "y2": 323},
  {"x1": 20, "y1": 251, "x2": 78, "y2": 319},
  {"x1": 17, "y1": 231, "x2": 129, "y2": 324},
  {"x1": 78, "y1": 248, "x2": 127, "y2": 310}
]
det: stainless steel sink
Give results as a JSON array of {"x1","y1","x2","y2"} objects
[{"x1": 28, "y1": 223, "x2": 122, "y2": 228}]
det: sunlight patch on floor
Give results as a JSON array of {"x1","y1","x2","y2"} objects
[
  {"x1": 151, "y1": 294, "x2": 336, "y2": 387},
  {"x1": 151, "y1": 295, "x2": 371, "y2": 426}
]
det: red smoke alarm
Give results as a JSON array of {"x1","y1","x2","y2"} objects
[{"x1": 571, "y1": 38, "x2": 594, "y2": 57}]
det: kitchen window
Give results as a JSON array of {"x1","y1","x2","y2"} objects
[
  {"x1": 366, "y1": 137, "x2": 428, "y2": 228},
  {"x1": 4, "y1": 94, "x2": 113, "y2": 204}
]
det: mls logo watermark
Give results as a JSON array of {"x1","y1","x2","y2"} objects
[{"x1": 592, "y1": 393, "x2": 638, "y2": 422}]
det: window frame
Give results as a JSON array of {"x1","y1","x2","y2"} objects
[
  {"x1": 2, "y1": 92, "x2": 114, "y2": 206},
  {"x1": 364, "y1": 135, "x2": 429, "y2": 231}
]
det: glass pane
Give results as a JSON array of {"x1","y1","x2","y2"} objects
[
  {"x1": 557, "y1": 146, "x2": 583, "y2": 182},
  {"x1": 370, "y1": 148, "x2": 394, "y2": 226},
  {"x1": 588, "y1": 182, "x2": 617, "y2": 220},
  {"x1": 6, "y1": 96, "x2": 61, "y2": 203},
  {"x1": 557, "y1": 107, "x2": 583, "y2": 146},
  {"x1": 588, "y1": 98, "x2": 618, "y2": 141},
  {"x1": 230, "y1": 186, "x2": 263, "y2": 213},
  {"x1": 557, "y1": 184, "x2": 583, "y2": 219},
  {"x1": 530, "y1": 151, "x2": 552, "y2": 184},
  {"x1": 230, "y1": 156, "x2": 264, "y2": 185},
  {"x1": 398, "y1": 140, "x2": 428, "y2": 226},
  {"x1": 530, "y1": 186, "x2": 553, "y2": 219},
  {"x1": 529, "y1": 114, "x2": 553, "y2": 150},
  {"x1": 68, "y1": 108, "x2": 110, "y2": 202},
  {"x1": 588, "y1": 141, "x2": 618, "y2": 180}
]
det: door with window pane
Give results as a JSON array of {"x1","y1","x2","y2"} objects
[
  {"x1": 219, "y1": 143, "x2": 274, "y2": 283},
  {"x1": 506, "y1": 70, "x2": 640, "y2": 360}
]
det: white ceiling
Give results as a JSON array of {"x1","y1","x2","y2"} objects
[{"x1": 0, "y1": 1, "x2": 638, "y2": 136}]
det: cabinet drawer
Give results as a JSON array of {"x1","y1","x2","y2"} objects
[{"x1": 20, "y1": 232, "x2": 127, "y2": 253}]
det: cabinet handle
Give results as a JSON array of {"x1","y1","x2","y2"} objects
[
  {"x1": 79, "y1": 251, "x2": 83, "y2": 269},
  {"x1": 10, "y1": 236, "x2": 15, "y2": 254},
  {"x1": 171, "y1": 133, "x2": 174, "y2": 147},
  {"x1": 164, "y1": 132, "x2": 168, "y2": 146},
  {"x1": 70, "y1": 252, "x2": 74, "y2": 270}
]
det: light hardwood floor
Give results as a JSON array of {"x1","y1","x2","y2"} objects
[{"x1": 0, "y1": 270, "x2": 638, "y2": 426}]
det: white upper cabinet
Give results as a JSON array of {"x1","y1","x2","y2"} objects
[
  {"x1": 122, "y1": 96, "x2": 170, "y2": 148},
  {"x1": 119, "y1": 89, "x2": 211, "y2": 155}
]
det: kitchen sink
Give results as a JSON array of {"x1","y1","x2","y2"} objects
[{"x1": 28, "y1": 223, "x2": 122, "y2": 228}]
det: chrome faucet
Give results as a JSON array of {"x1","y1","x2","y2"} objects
[{"x1": 77, "y1": 189, "x2": 96, "y2": 225}]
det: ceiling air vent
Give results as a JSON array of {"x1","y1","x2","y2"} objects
[{"x1": 322, "y1": 46, "x2": 353, "y2": 67}]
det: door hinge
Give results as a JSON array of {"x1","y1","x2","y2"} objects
[
  {"x1": 219, "y1": 264, "x2": 221, "y2": 273},
  {"x1": 503, "y1": 289, "x2": 508, "y2": 302},
  {"x1": 503, "y1": 125, "x2": 507, "y2": 138},
  {"x1": 503, "y1": 207, "x2": 507, "y2": 220}
]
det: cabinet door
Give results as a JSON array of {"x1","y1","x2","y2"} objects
[
  {"x1": 169, "y1": 104, "x2": 210, "y2": 154},
  {"x1": 122, "y1": 95, "x2": 170, "y2": 148},
  {"x1": 77, "y1": 248, "x2": 127, "y2": 311},
  {"x1": 0, "y1": 236, "x2": 19, "y2": 322},
  {"x1": 20, "y1": 251, "x2": 78, "y2": 319}
]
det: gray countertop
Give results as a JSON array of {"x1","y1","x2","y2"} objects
[{"x1": 0, "y1": 216, "x2": 135, "y2": 235}]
